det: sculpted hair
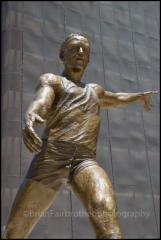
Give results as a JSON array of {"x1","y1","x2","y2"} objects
[{"x1": 59, "y1": 33, "x2": 90, "y2": 62}]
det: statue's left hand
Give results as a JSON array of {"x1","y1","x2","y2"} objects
[{"x1": 140, "y1": 91, "x2": 158, "y2": 112}]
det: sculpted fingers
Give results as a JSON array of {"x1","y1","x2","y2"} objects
[
  {"x1": 144, "y1": 96, "x2": 152, "y2": 112},
  {"x1": 145, "y1": 105, "x2": 151, "y2": 112},
  {"x1": 25, "y1": 124, "x2": 42, "y2": 146},
  {"x1": 140, "y1": 91, "x2": 155, "y2": 112},
  {"x1": 140, "y1": 99, "x2": 149, "y2": 112},
  {"x1": 35, "y1": 114, "x2": 46, "y2": 124},
  {"x1": 22, "y1": 128, "x2": 42, "y2": 153},
  {"x1": 24, "y1": 135, "x2": 41, "y2": 153},
  {"x1": 23, "y1": 137, "x2": 34, "y2": 153},
  {"x1": 148, "y1": 96, "x2": 152, "y2": 105},
  {"x1": 22, "y1": 130, "x2": 34, "y2": 153}
]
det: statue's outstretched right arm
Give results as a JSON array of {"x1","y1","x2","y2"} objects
[{"x1": 92, "y1": 84, "x2": 158, "y2": 112}]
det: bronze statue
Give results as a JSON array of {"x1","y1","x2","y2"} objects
[{"x1": 2, "y1": 33, "x2": 157, "y2": 239}]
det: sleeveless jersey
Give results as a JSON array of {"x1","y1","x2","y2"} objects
[{"x1": 43, "y1": 77, "x2": 100, "y2": 154}]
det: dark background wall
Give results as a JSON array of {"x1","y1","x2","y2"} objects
[{"x1": 1, "y1": 1, "x2": 160, "y2": 238}]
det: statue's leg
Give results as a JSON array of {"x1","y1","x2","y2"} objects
[
  {"x1": 70, "y1": 164, "x2": 123, "y2": 239},
  {"x1": 2, "y1": 178, "x2": 61, "y2": 239}
]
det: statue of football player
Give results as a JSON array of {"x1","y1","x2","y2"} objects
[{"x1": 2, "y1": 33, "x2": 157, "y2": 239}]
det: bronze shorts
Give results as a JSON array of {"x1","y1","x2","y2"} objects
[{"x1": 25, "y1": 140, "x2": 98, "y2": 190}]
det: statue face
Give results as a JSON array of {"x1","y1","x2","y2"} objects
[{"x1": 63, "y1": 37, "x2": 90, "y2": 73}]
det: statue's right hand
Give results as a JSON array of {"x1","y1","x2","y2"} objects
[{"x1": 22, "y1": 112, "x2": 45, "y2": 154}]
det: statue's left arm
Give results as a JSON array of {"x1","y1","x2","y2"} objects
[{"x1": 94, "y1": 85, "x2": 158, "y2": 112}]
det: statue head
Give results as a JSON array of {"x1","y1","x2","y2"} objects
[{"x1": 59, "y1": 33, "x2": 90, "y2": 73}]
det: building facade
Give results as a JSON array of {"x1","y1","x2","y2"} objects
[{"x1": 1, "y1": 1, "x2": 160, "y2": 238}]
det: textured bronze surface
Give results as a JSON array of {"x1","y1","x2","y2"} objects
[{"x1": 2, "y1": 33, "x2": 157, "y2": 239}]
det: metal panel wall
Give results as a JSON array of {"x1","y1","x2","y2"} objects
[{"x1": 1, "y1": 1, "x2": 160, "y2": 238}]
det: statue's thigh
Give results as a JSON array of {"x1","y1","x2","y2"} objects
[
  {"x1": 71, "y1": 165, "x2": 122, "y2": 238},
  {"x1": 3, "y1": 178, "x2": 61, "y2": 239},
  {"x1": 71, "y1": 164, "x2": 116, "y2": 208}
]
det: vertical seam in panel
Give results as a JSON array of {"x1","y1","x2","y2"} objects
[
  {"x1": 2, "y1": 2, "x2": 7, "y2": 180},
  {"x1": 20, "y1": 1, "x2": 24, "y2": 178},
  {"x1": 98, "y1": 2, "x2": 115, "y2": 186},
  {"x1": 128, "y1": 2, "x2": 159, "y2": 237},
  {"x1": 62, "y1": 4, "x2": 66, "y2": 38},
  {"x1": 6, "y1": 2, "x2": 11, "y2": 177},
  {"x1": 64, "y1": 4, "x2": 68, "y2": 37}
]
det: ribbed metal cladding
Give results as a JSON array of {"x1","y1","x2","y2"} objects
[{"x1": 1, "y1": 1, "x2": 160, "y2": 238}]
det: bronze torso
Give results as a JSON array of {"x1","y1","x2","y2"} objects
[{"x1": 43, "y1": 76, "x2": 100, "y2": 153}]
